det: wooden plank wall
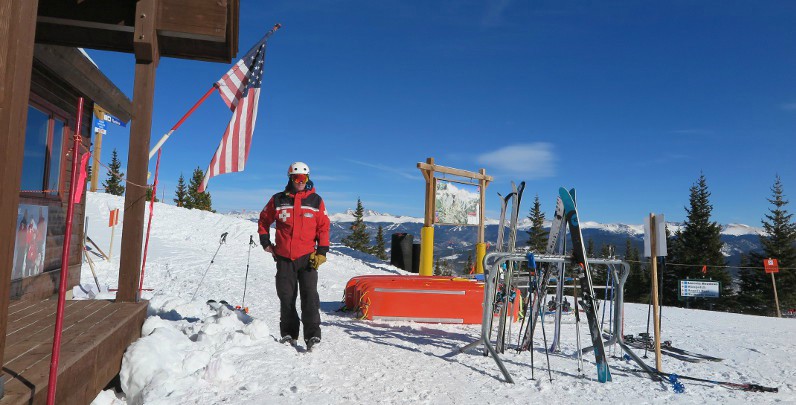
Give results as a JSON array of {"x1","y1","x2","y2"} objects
[{"x1": 10, "y1": 61, "x2": 92, "y2": 302}]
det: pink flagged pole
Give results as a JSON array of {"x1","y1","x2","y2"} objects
[
  {"x1": 47, "y1": 97, "x2": 85, "y2": 405},
  {"x1": 140, "y1": 149, "x2": 161, "y2": 293}
]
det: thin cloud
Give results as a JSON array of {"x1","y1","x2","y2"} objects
[
  {"x1": 780, "y1": 103, "x2": 796, "y2": 111},
  {"x1": 345, "y1": 159, "x2": 421, "y2": 180},
  {"x1": 670, "y1": 129, "x2": 713, "y2": 135},
  {"x1": 481, "y1": 0, "x2": 513, "y2": 28},
  {"x1": 476, "y1": 143, "x2": 555, "y2": 179}
]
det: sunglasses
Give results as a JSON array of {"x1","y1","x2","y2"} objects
[{"x1": 290, "y1": 174, "x2": 309, "y2": 183}]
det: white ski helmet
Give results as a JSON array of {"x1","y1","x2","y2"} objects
[{"x1": 288, "y1": 162, "x2": 310, "y2": 176}]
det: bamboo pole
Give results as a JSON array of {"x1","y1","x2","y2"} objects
[
  {"x1": 649, "y1": 213, "x2": 662, "y2": 371},
  {"x1": 90, "y1": 129, "x2": 102, "y2": 191},
  {"x1": 771, "y1": 272, "x2": 782, "y2": 318}
]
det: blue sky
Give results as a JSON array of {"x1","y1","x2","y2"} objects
[{"x1": 86, "y1": 0, "x2": 796, "y2": 225}]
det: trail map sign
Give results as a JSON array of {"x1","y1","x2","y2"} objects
[
  {"x1": 679, "y1": 279, "x2": 720, "y2": 299},
  {"x1": 434, "y1": 180, "x2": 480, "y2": 226}
]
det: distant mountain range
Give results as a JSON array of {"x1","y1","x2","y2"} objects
[{"x1": 227, "y1": 209, "x2": 765, "y2": 271}]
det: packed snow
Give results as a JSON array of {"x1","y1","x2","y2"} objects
[{"x1": 79, "y1": 192, "x2": 794, "y2": 404}]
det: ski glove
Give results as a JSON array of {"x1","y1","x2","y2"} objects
[{"x1": 309, "y1": 252, "x2": 326, "y2": 270}]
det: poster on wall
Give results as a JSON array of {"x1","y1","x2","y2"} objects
[
  {"x1": 12, "y1": 204, "x2": 48, "y2": 280},
  {"x1": 434, "y1": 180, "x2": 480, "y2": 226}
]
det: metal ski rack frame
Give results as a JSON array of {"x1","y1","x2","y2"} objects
[{"x1": 456, "y1": 252, "x2": 638, "y2": 384}]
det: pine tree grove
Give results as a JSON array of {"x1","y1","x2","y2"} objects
[
  {"x1": 102, "y1": 148, "x2": 125, "y2": 196},
  {"x1": 186, "y1": 167, "x2": 213, "y2": 211}
]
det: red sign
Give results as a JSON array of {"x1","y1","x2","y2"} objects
[
  {"x1": 108, "y1": 209, "x2": 119, "y2": 227},
  {"x1": 764, "y1": 258, "x2": 779, "y2": 274}
]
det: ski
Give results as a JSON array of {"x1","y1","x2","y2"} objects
[
  {"x1": 485, "y1": 191, "x2": 516, "y2": 353},
  {"x1": 519, "y1": 195, "x2": 565, "y2": 351},
  {"x1": 207, "y1": 299, "x2": 251, "y2": 316},
  {"x1": 559, "y1": 187, "x2": 612, "y2": 383},
  {"x1": 630, "y1": 334, "x2": 724, "y2": 362},
  {"x1": 496, "y1": 181, "x2": 525, "y2": 353},
  {"x1": 621, "y1": 366, "x2": 777, "y2": 393},
  {"x1": 624, "y1": 340, "x2": 703, "y2": 363},
  {"x1": 550, "y1": 188, "x2": 575, "y2": 352}
]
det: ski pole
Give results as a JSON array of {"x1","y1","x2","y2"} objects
[
  {"x1": 538, "y1": 274, "x2": 553, "y2": 383},
  {"x1": 242, "y1": 235, "x2": 256, "y2": 309},
  {"x1": 191, "y1": 232, "x2": 228, "y2": 301},
  {"x1": 573, "y1": 272, "x2": 584, "y2": 374},
  {"x1": 644, "y1": 262, "x2": 653, "y2": 359}
]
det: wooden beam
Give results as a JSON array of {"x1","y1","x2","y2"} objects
[
  {"x1": 0, "y1": 0, "x2": 40, "y2": 397},
  {"x1": 158, "y1": 0, "x2": 228, "y2": 40},
  {"x1": 417, "y1": 162, "x2": 493, "y2": 182},
  {"x1": 35, "y1": 0, "x2": 239, "y2": 63},
  {"x1": 117, "y1": 0, "x2": 159, "y2": 303},
  {"x1": 33, "y1": 44, "x2": 132, "y2": 122},
  {"x1": 133, "y1": 0, "x2": 159, "y2": 64}
]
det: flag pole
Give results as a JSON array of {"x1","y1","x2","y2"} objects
[
  {"x1": 148, "y1": 86, "x2": 218, "y2": 159},
  {"x1": 140, "y1": 149, "x2": 161, "y2": 292},
  {"x1": 147, "y1": 23, "x2": 282, "y2": 160}
]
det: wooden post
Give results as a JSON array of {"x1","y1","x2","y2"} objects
[
  {"x1": 420, "y1": 157, "x2": 435, "y2": 276},
  {"x1": 118, "y1": 0, "x2": 159, "y2": 302},
  {"x1": 475, "y1": 168, "x2": 487, "y2": 274},
  {"x1": 649, "y1": 213, "x2": 662, "y2": 371},
  {"x1": 771, "y1": 272, "x2": 782, "y2": 318},
  {"x1": 0, "y1": 0, "x2": 40, "y2": 396},
  {"x1": 90, "y1": 129, "x2": 103, "y2": 191}
]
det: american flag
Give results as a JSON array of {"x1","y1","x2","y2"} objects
[{"x1": 199, "y1": 27, "x2": 277, "y2": 192}]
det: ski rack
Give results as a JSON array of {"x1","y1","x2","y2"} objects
[{"x1": 455, "y1": 252, "x2": 639, "y2": 384}]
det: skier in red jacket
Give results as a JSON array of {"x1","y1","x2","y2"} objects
[{"x1": 258, "y1": 162, "x2": 330, "y2": 350}]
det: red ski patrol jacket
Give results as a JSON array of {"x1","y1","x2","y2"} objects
[{"x1": 258, "y1": 183, "x2": 330, "y2": 261}]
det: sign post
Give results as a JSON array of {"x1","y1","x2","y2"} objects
[
  {"x1": 764, "y1": 258, "x2": 781, "y2": 318},
  {"x1": 108, "y1": 208, "x2": 120, "y2": 261},
  {"x1": 644, "y1": 214, "x2": 666, "y2": 371},
  {"x1": 417, "y1": 158, "x2": 492, "y2": 276}
]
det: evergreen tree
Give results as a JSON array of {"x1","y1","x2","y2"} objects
[
  {"x1": 465, "y1": 254, "x2": 474, "y2": 274},
  {"x1": 623, "y1": 238, "x2": 648, "y2": 303},
  {"x1": 526, "y1": 195, "x2": 548, "y2": 253},
  {"x1": 373, "y1": 225, "x2": 388, "y2": 260},
  {"x1": 173, "y1": 173, "x2": 188, "y2": 207},
  {"x1": 435, "y1": 259, "x2": 452, "y2": 276},
  {"x1": 145, "y1": 186, "x2": 159, "y2": 202},
  {"x1": 186, "y1": 167, "x2": 213, "y2": 211},
  {"x1": 667, "y1": 173, "x2": 730, "y2": 309},
  {"x1": 592, "y1": 243, "x2": 613, "y2": 287},
  {"x1": 341, "y1": 198, "x2": 371, "y2": 253},
  {"x1": 740, "y1": 175, "x2": 796, "y2": 315},
  {"x1": 102, "y1": 148, "x2": 125, "y2": 196}
]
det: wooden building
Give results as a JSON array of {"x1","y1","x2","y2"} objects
[{"x1": 0, "y1": 1, "x2": 240, "y2": 403}]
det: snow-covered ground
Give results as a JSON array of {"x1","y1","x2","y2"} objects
[{"x1": 80, "y1": 192, "x2": 794, "y2": 404}]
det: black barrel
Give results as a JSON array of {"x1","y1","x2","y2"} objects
[
  {"x1": 390, "y1": 233, "x2": 413, "y2": 270},
  {"x1": 411, "y1": 243, "x2": 421, "y2": 273}
]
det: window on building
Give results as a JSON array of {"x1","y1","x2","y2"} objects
[{"x1": 21, "y1": 103, "x2": 69, "y2": 197}]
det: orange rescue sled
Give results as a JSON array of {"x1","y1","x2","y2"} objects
[{"x1": 346, "y1": 275, "x2": 519, "y2": 324}]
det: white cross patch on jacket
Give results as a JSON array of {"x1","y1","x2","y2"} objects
[{"x1": 278, "y1": 210, "x2": 290, "y2": 221}]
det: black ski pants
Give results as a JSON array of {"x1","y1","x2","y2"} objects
[{"x1": 275, "y1": 253, "x2": 321, "y2": 341}]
